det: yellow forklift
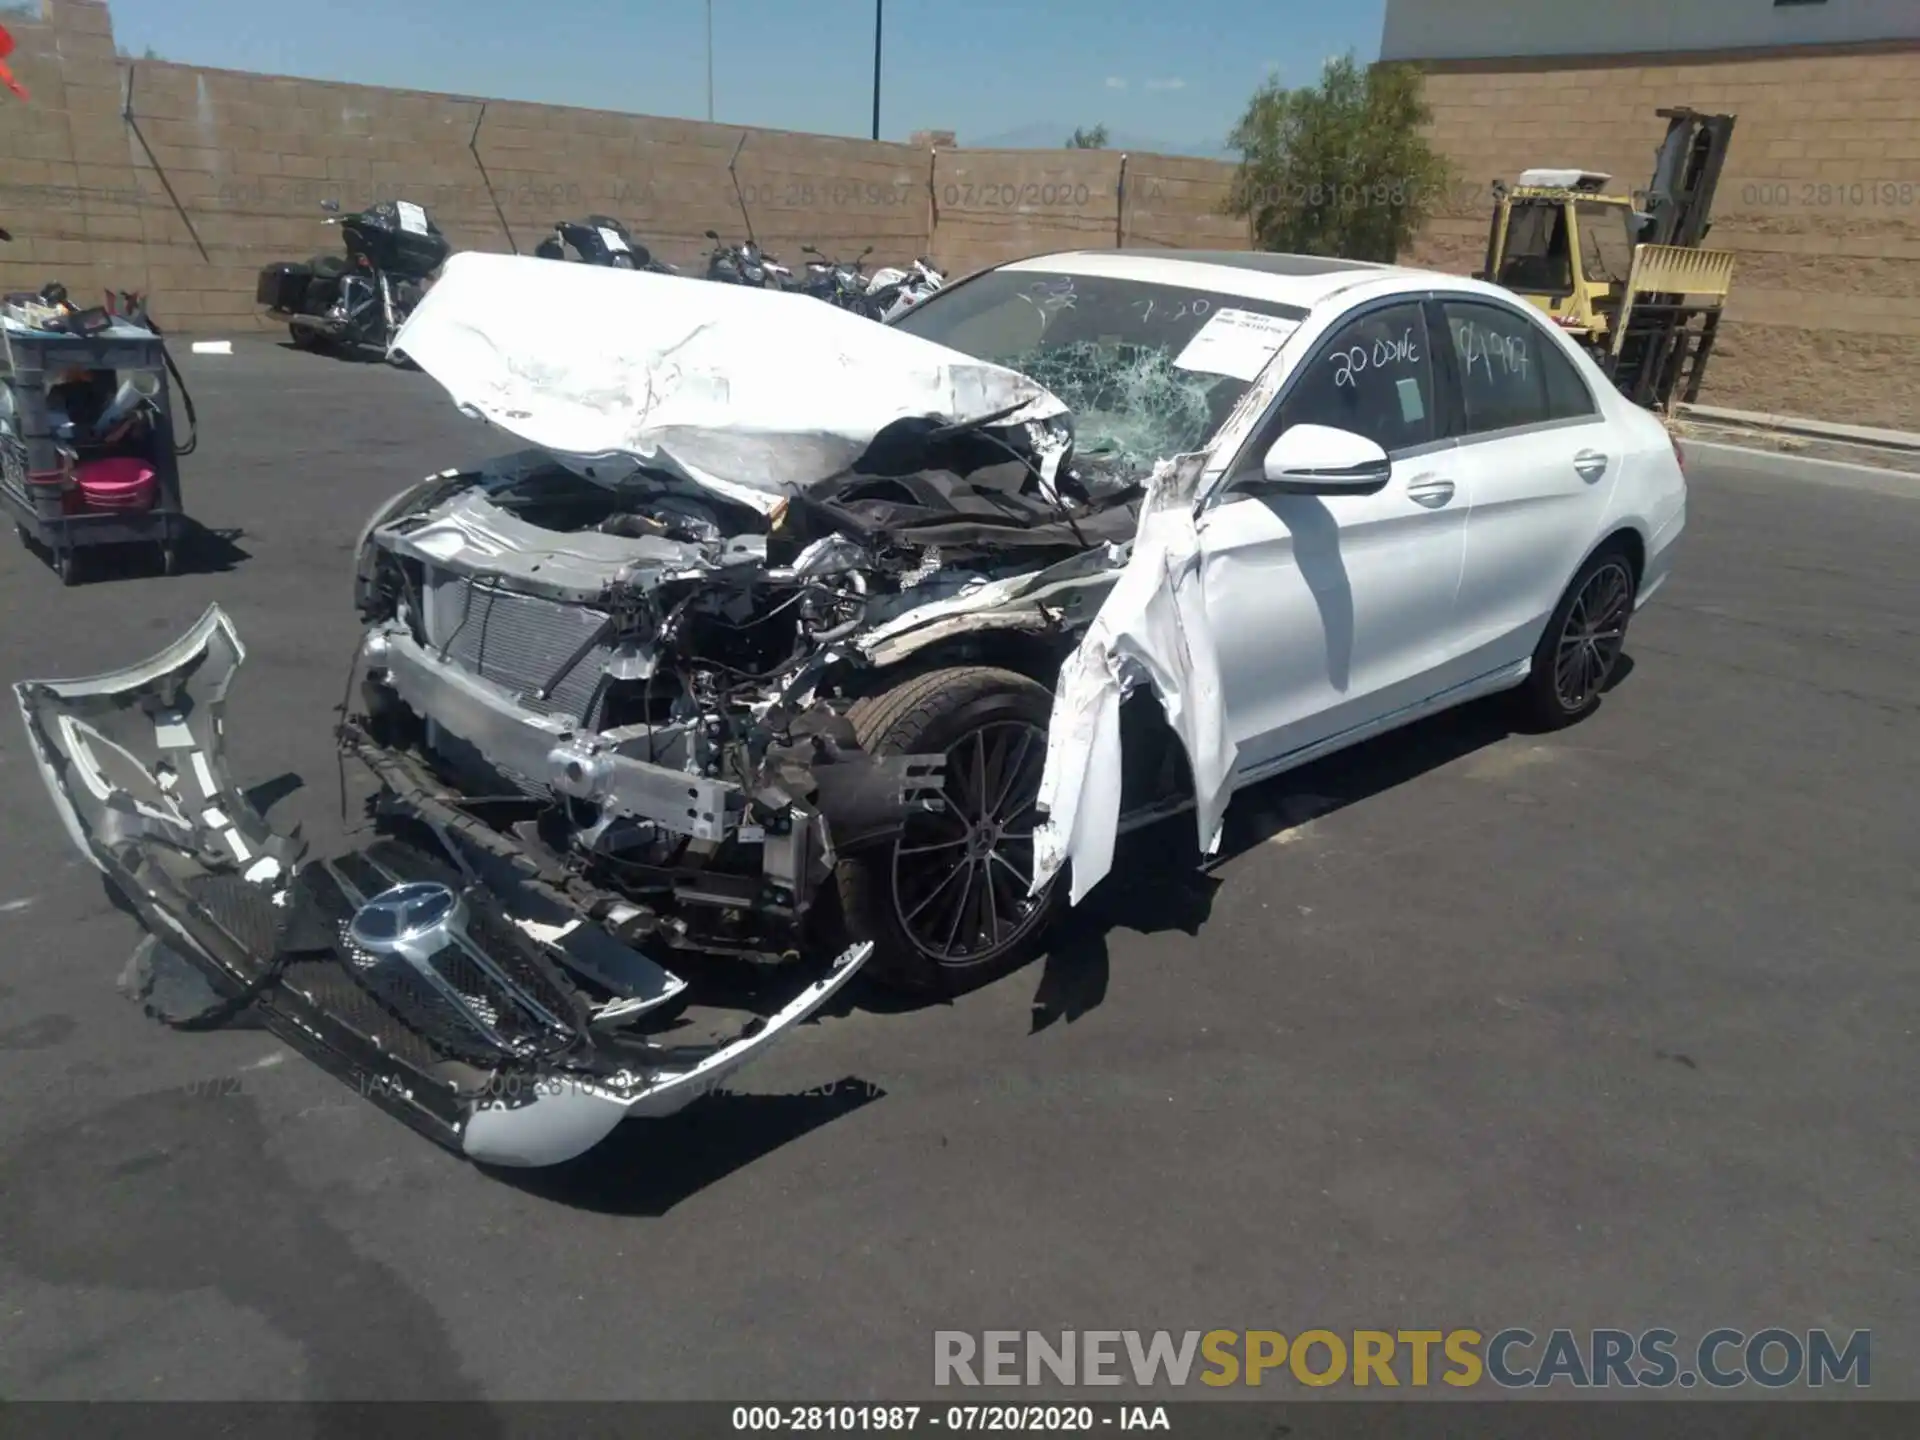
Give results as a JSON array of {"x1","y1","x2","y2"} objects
[{"x1": 1476, "y1": 108, "x2": 1739, "y2": 410}]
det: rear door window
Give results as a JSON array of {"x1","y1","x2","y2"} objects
[{"x1": 1440, "y1": 299, "x2": 1596, "y2": 437}]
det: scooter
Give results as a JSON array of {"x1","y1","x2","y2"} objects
[{"x1": 256, "y1": 198, "x2": 451, "y2": 360}]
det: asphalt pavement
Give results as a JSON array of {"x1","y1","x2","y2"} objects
[{"x1": 0, "y1": 342, "x2": 1914, "y2": 1401}]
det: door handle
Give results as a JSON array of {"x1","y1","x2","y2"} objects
[
  {"x1": 1574, "y1": 450, "x2": 1610, "y2": 482},
  {"x1": 1405, "y1": 473, "x2": 1455, "y2": 509}
]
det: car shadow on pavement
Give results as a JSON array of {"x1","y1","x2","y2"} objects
[
  {"x1": 274, "y1": 341, "x2": 419, "y2": 370},
  {"x1": 1209, "y1": 691, "x2": 1523, "y2": 867},
  {"x1": 484, "y1": 1080, "x2": 887, "y2": 1216},
  {"x1": 174, "y1": 522, "x2": 252, "y2": 575},
  {"x1": 16, "y1": 522, "x2": 250, "y2": 584},
  {"x1": 1013, "y1": 667, "x2": 1655, "y2": 1034},
  {"x1": 1025, "y1": 832, "x2": 1222, "y2": 1035}
]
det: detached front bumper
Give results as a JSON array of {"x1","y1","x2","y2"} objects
[{"x1": 13, "y1": 604, "x2": 871, "y2": 1168}]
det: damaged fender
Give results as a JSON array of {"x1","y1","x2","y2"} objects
[
  {"x1": 1031, "y1": 454, "x2": 1238, "y2": 905},
  {"x1": 13, "y1": 604, "x2": 871, "y2": 1168}
]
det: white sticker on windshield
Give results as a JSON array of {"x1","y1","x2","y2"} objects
[
  {"x1": 597, "y1": 226, "x2": 630, "y2": 254},
  {"x1": 395, "y1": 201, "x2": 429, "y2": 235},
  {"x1": 1172, "y1": 307, "x2": 1300, "y2": 382}
]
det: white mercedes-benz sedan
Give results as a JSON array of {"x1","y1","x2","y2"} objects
[{"x1": 16, "y1": 247, "x2": 1685, "y2": 1165}]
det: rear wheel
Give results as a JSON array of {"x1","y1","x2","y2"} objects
[
  {"x1": 1518, "y1": 543, "x2": 1638, "y2": 729},
  {"x1": 289, "y1": 323, "x2": 323, "y2": 352},
  {"x1": 837, "y1": 667, "x2": 1059, "y2": 995}
]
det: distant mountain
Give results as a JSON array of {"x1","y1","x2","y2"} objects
[{"x1": 962, "y1": 123, "x2": 1235, "y2": 160}]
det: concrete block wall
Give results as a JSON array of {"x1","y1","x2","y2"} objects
[
  {"x1": 1405, "y1": 43, "x2": 1920, "y2": 426},
  {"x1": 0, "y1": 0, "x2": 1249, "y2": 335}
]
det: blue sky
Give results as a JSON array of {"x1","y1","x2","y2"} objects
[{"x1": 105, "y1": 0, "x2": 1387, "y2": 153}]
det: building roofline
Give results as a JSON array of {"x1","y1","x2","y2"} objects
[{"x1": 1382, "y1": 35, "x2": 1920, "y2": 73}]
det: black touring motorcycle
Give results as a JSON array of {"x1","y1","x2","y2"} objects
[
  {"x1": 256, "y1": 198, "x2": 451, "y2": 360},
  {"x1": 532, "y1": 214, "x2": 677, "y2": 273}
]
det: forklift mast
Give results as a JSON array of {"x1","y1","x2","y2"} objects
[{"x1": 1637, "y1": 108, "x2": 1737, "y2": 250}]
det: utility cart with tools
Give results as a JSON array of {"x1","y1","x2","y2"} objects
[{"x1": 0, "y1": 295, "x2": 195, "y2": 584}]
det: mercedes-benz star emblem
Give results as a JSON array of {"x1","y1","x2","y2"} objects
[{"x1": 348, "y1": 881, "x2": 465, "y2": 959}]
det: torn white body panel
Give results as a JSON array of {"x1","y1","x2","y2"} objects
[
  {"x1": 1031, "y1": 454, "x2": 1238, "y2": 906},
  {"x1": 393, "y1": 252, "x2": 1067, "y2": 507}
]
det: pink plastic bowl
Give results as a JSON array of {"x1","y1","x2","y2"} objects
[{"x1": 72, "y1": 456, "x2": 157, "y2": 512}]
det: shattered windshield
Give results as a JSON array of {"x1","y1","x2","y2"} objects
[{"x1": 891, "y1": 269, "x2": 1308, "y2": 470}]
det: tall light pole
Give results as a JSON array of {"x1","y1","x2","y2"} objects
[
  {"x1": 706, "y1": 0, "x2": 714, "y2": 122},
  {"x1": 870, "y1": 0, "x2": 882, "y2": 140}
]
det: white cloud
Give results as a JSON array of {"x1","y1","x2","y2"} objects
[
  {"x1": 1105, "y1": 76, "x2": 1127, "y2": 89},
  {"x1": 1145, "y1": 77, "x2": 1187, "y2": 91}
]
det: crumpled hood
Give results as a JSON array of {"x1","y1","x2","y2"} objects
[{"x1": 393, "y1": 252, "x2": 1067, "y2": 510}]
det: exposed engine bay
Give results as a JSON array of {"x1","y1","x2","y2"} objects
[{"x1": 346, "y1": 406, "x2": 1152, "y2": 969}]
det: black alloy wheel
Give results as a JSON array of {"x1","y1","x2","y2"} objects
[
  {"x1": 1520, "y1": 543, "x2": 1638, "y2": 729},
  {"x1": 891, "y1": 717, "x2": 1050, "y2": 970},
  {"x1": 837, "y1": 667, "x2": 1063, "y2": 995}
]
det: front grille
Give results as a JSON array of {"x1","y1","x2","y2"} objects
[
  {"x1": 422, "y1": 567, "x2": 613, "y2": 726},
  {"x1": 316, "y1": 848, "x2": 590, "y2": 1068}
]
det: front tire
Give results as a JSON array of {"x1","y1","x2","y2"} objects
[
  {"x1": 1518, "y1": 542, "x2": 1638, "y2": 730},
  {"x1": 837, "y1": 667, "x2": 1060, "y2": 996}
]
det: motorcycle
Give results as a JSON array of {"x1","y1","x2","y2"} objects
[
  {"x1": 533, "y1": 215, "x2": 677, "y2": 273},
  {"x1": 868, "y1": 256, "x2": 946, "y2": 323},
  {"x1": 255, "y1": 198, "x2": 451, "y2": 360},
  {"x1": 701, "y1": 230, "x2": 791, "y2": 289},
  {"x1": 797, "y1": 244, "x2": 876, "y2": 314}
]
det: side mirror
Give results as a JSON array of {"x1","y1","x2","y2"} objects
[
  {"x1": 1232, "y1": 424, "x2": 1391, "y2": 497},
  {"x1": 861, "y1": 245, "x2": 874, "y2": 257},
  {"x1": 704, "y1": 229, "x2": 720, "y2": 240},
  {"x1": 802, "y1": 244, "x2": 819, "y2": 254},
  {"x1": 321, "y1": 198, "x2": 341, "y2": 213}
]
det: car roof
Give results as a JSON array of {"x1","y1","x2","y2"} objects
[{"x1": 997, "y1": 248, "x2": 1437, "y2": 310}]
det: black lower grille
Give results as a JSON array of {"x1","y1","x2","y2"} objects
[
  {"x1": 186, "y1": 872, "x2": 287, "y2": 964},
  {"x1": 317, "y1": 844, "x2": 591, "y2": 1068}
]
